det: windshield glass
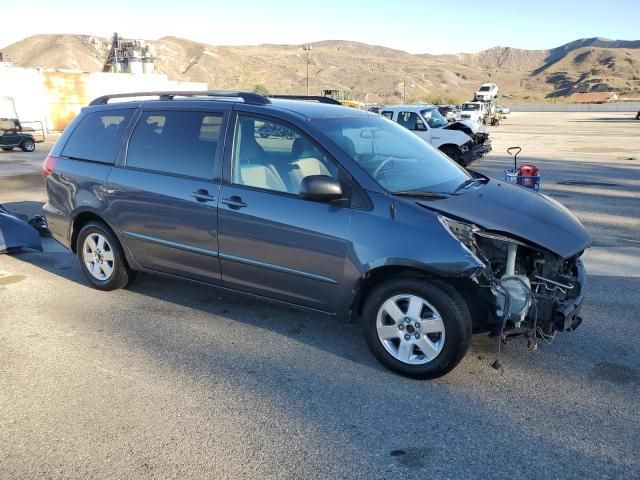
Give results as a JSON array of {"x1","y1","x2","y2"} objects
[
  {"x1": 420, "y1": 108, "x2": 448, "y2": 128},
  {"x1": 479, "y1": 86, "x2": 491, "y2": 92},
  {"x1": 310, "y1": 115, "x2": 470, "y2": 194},
  {"x1": 462, "y1": 103, "x2": 480, "y2": 111}
]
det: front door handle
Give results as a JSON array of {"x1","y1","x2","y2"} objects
[
  {"x1": 222, "y1": 196, "x2": 247, "y2": 209},
  {"x1": 192, "y1": 189, "x2": 217, "y2": 202}
]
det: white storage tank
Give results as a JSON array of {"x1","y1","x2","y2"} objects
[
  {"x1": 142, "y1": 58, "x2": 154, "y2": 74},
  {"x1": 128, "y1": 57, "x2": 143, "y2": 74}
]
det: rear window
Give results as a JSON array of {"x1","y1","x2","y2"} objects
[
  {"x1": 62, "y1": 109, "x2": 133, "y2": 164},
  {"x1": 126, "y1": 110, "x2": 223, "y2": 179}
]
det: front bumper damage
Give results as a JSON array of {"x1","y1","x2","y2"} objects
[
  {"x1": 437, "y1": 215, "x2": 588, "y2": 347},
  {"x1": 542, "y1": 259, "x2": 586, "y2": 333},
  {"x1": 459, "y1": 141, "x2": 492, "y2": 166}
]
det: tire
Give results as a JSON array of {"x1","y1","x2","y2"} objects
[
  {"x1": 20, "y1": 139, "x2": 35, "y2": 152},
  {"x1": 76, "y1": 221, "x2": 134, "y2": 290},
  {"x1": 361, "y1": 277, "x2": 472, "y2": 379},
  {"x1": 440, "y1": 145, "x2": 461, "y2": 163},
  {"x1": 2, "y1": 147, "x2": 14, "y2": 151}
]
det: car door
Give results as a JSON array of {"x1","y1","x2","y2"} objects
[
  {"x1": 107, "y1": 107, "x2": 228, "y2": 284},
  {"x1": 217, "y1": 111, "x2": 352, "y2": 312},
  {"x1": 396, "y1": 111, "x2": 432, "y2": 144}
]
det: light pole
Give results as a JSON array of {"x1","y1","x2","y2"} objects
[{"x1": 302, "y1": 44, "x2": 312, "y2": 96}]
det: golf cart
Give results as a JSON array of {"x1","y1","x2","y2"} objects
[{"x1": 0, "y1": 97, "x2": 44, "y2": 152}]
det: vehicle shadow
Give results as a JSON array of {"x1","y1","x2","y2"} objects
[{"x1": 8, "y1": 248, "x2": 639, "y2": 478}]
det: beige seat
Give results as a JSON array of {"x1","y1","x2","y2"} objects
[
  {"x1": 239, "y1": 164, "x2": 288, "y2": 192},
  {"x1": 289, "y1": 138, "x2": 333, "y2": 192}
]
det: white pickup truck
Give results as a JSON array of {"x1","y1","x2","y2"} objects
[
  {"x1": 380, "y1": 104, "x2": 491, "y2": 166},
  {"x1": 459, "y1": 102, "x2": 489, "y2": 124}
]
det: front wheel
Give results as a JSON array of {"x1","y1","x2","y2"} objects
[
  {"x1": 20, "y1": 139, "x2": 35, "y2": 152},
  {"x1": 361, "y1": 277, "x2": 472, "y2": 379},
  {"x1": 76, "y1": 221, "x2": 134, "y2": 290},
  {"x1": 2, "y1": 147, "x2": 14, "y2": 151},
  {"x1": 440, "y1": 145, "x2": 461, "y2": 163}
]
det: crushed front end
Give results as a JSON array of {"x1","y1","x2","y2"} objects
[{"x1": 440, "y1": 216, "x2": 587, "y2": 346}]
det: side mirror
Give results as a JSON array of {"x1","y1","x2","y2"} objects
[
  {"x1": 414, "y1": 122, "x2": 427, "y2": 131},
  {"x1": 299, "y1": 175, "x2": 343, "y2": 202}
]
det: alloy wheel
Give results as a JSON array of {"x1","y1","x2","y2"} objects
[
  {"x1": 376, "y1": 294, "x2": 446, "y2": 365},
  {"x1": 82, "y1": 233, "x2": 114, "y2": 281}
]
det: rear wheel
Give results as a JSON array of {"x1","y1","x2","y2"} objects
[
  {"x1": 20, "y1": 139, "x2": 35, "y2": 152},
  {"x1": 76, "y1": 221, "x2": 134, "y2": 290},
  {"x1": 361, "y1": 277, "x2": 471, "y2": 379}
]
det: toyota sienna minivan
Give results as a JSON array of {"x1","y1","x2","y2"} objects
[{"x1": 43, "y1": 91, "x2": 590, "y2": 378}]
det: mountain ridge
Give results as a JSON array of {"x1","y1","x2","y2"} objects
[{"x1": 3, "y1": 34, "x2": 639, "y2": 102}]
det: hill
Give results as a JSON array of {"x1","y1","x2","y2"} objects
[{"x1": 2, "y1": 34, "x2": 639, "y2": 102}]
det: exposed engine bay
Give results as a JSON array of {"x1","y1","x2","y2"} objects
[
  {"x1": 444, "y1": 121, "x2": 492, "y2": 151},
  {"x1": 440, "y1": 216, "x2": 586, "y2": 350}
]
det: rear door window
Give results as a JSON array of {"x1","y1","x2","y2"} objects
[
  {"x1": 126, "y1": 110, "x2": 223, "y2": 179},
  {"x1": 62, "y1": 109, "x2": 134, "y2": 164},
  {"x1": 381, "y1": 111, "x2": 394, "y2": 120}
]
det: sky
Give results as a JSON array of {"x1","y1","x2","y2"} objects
[{"x1": 1, "y1": 0, "x2": 638, "y2": 54}]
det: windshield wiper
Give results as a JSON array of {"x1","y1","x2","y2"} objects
[
  {"x1": 454, "y1": 178, "x2": 483, "y2": 194},
  {"x1": 393, "y1": 190, "x2": 449, "y2": 199}
]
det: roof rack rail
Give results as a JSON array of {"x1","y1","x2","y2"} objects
[
  {"x1": 88, "y1": 90, "x2": 271, "y2": 106},
  {"x1": 268, "y1": 95, "x2": 342, "y2": 106}
]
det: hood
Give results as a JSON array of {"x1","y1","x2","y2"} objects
[
  {"x1": 431, "y1": 128, "x2": 472, "y2": 145},
  {"x1": 444, "y1": 120, "x2": 484, "y2": 134},
  {"x1": 416, "y1": 179, "x2": 591, "y2": 259}
]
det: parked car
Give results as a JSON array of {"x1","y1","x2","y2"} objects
[
  {"x1": 380, "y1": 105, "x2": 488, "y2": 165},
  {"x1": 42, "y1": 91, "x2": 590, "y2": 379},
  {"x1": 474, "y1": 83, "x2": 499, "y2": 101},
  {"x1": 0, "y1": 118, "x2": 37, "y2": 152},
  {"x1": 496, "y1": 105, "x2": 510, "y2": 115}
]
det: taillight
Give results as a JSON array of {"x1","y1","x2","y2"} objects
[{"x1": 42, "y1": 155, "x2": 59, "y2": 178}]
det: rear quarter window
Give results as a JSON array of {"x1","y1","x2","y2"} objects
[{"x1": 62, "y1": 109, "x2": 133, "y2": 164}]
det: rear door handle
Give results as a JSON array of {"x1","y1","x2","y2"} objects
[
  {"x1": 222, "y1": 196, "x2": 247, "y2": 209},
  {"x1": 192, "y1": 189, "x2": 217, "y2": 202}
]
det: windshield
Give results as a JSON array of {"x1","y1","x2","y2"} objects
[
  {"x1": 478, "y1": 86, "x2": 491, "y2": 92},
  {"x1": 310, "y1": 115, "x2": 470, "y2": 194},
  {"x1": 462, "y1": 104, "x2": 480, "y2": 111},
  {"x1": 420, "y1": 108, "x2": 448, "y2": 128}
]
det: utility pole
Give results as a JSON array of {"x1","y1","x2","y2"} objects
[{"x1": 303, "y1": 44, "x2": 312, "y2": 96}]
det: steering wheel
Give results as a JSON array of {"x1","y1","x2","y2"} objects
[{"x1": 372, "y1": 156, "x2": 396, "y2": 179}]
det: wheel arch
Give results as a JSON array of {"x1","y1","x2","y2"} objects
[
  {"x1": 438, "y1": 143, "x2": 462, "y2": 155},
  {"x1": 349, "y1": 264, "x2": 489, "y2": 330},
  {"x1": 350, "y1": 265, "x2": 437, "y2": 323},
  {"x1": 70, "y1": 210, "x2": 117, "y2": 253}
]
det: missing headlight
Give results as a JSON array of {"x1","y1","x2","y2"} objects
[{"x1": 438, "y1": 216, "x2": 484, "y2": 268}]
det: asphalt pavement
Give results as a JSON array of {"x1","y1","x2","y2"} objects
[{"x1": 1, "y1": 113, "x2": 639, "y2": 479}]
